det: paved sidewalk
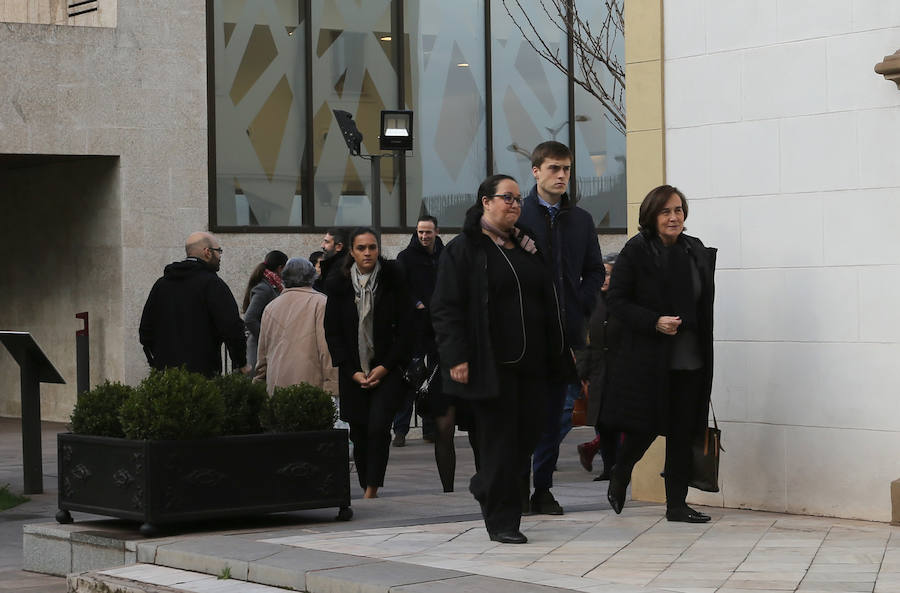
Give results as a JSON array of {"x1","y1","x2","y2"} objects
[{"x1": 5, "y1": 418, "x2": 900, "y2": 593}]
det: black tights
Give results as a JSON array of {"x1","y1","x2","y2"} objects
[{"x1": 432, "y1": 406, "x2": 480, "y2": 492}]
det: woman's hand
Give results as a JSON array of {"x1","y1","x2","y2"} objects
[
  {"x1": 450, "y1": 362, "x2": 469, "y2": 384},
  {"x1": 656, "y1": 316, "x2": 682, "y2": 335},
  {"x1": 352, "y1": 371, "x2": 368, "y2": 386},
  {"x1": 362, "y1": 365, "x2": 388, "y2": 389}
]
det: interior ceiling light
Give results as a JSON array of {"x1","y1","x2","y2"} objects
[{"x1": 457, "y1": 62, "x2": 469, "y2": 67}]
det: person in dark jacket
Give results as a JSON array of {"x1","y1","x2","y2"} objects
[
  {"x1": 139, "y1": 231, "x2": 249, "y2": 377},
  {"x1": 314, "y1": 228, "x2": 348, "y2": 295},
  {"x1": 242, "y1": 250, "x2": 288, "y2": 371},
  {"x1": 391, "y1": 216, "x2": 442, "y2": 449},
  {"x1": 431, "y1": 174, "x2": 571, "y2": 544},
  {"x1": 324, "y1": 227, "x2": 413, "y2": 499},
  {"x1": 575, "y1": 252, "x2": 622, "y2": 480},
  {"x1": 603, "y1": 185, "x2": 717, "y2": 523},
  {"x1": 516, "y1": 141, "x2": 605, "y2": 515}
]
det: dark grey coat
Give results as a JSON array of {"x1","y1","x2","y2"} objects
[
  {"x1": 601, "y1": 231, "x2": 716, "y2": 437},
  {"x1": 244, "y1": 281, "x2": 278, "y2": 369}
]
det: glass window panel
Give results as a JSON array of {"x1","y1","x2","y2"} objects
[
  {"x1": 573, "y1": 5, "x2": 626, "y2": 229},
  {"x1": 490, "y1": 0, "x2": 569, "y2": 192},
  {"x1": 405, "y1": 0, "x2": 486, "y2": 228},
  {"x1": 213, "y1": 0, "x2": 306, "y2": 227},
  {"x1": 312, "y1": 0, "x2": 399, "y2": 228}
]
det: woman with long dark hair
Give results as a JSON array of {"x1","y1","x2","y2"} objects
[
  {"x1": 603, "y1": 185, "x2": 717, "y2": 523},
  {"x1": 243, "y1": 250, "x2": 288, "y2": 370},
  {"x1": 324, "y1": 228, "x2": 412, "y2": 499},
  {"x1": 431, "y1": 174, "x2": 570, "y2": 544}
]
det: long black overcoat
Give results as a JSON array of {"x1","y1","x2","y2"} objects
[
  {"x1": 323, "y1": 258, "x2": 413, "y2": 422},
  {"x1": 601, "y1": 231, "x2": 716, "y2": 437}
]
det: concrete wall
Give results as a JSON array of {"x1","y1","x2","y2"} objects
[
  {"x1": 0, "y1": 1, "x2": 207, "y2": 419},
  {"x1": 0, "y1": 158, "x2": 122, "y2": 420},
  {"x1": 664, "y1": 0, "x2": 900, "y2": 520}
]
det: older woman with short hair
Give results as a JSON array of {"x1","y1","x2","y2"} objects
[
  {"x1": 255, "y1": 258, "x2": 337, "y2": 395},
  {"x1": 603, "y1": 185, "x2": 717, "y2": 523}
]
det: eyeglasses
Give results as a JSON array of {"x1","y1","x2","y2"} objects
[
  {"x1": 208, "y1": 247, "x2": 223, "y2": 254},
  {"x1": 489, "y1": 193, "x2": 523, "y2": 206}
]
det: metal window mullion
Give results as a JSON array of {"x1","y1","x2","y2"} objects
[
  {"x1": 484, "y1": 0, "x2": 493, "y2": 176},
  {"x1": 566, "y1": 0, "x2": 577, "y2": 202},
  {"x1": 303, "y1": 0, "x2": 314, "y2": 227}
]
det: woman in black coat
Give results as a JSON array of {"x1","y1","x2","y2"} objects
[
  {"x1": 242, "y1": 250, "x2": 288, "y2": 370},
  {"x1": 324, "y1": 228, "x2": 412, "y2": 499},
  {"x1": 431, "y1": 174, "x2": 570, "y2": 544},
  {"x1": 602, "y1": 185, "x2": 716, "y2": 523}
]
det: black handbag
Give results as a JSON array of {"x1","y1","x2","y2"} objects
[{"x1": 689, "y1": 403, "x2": 723, "y2": 493}]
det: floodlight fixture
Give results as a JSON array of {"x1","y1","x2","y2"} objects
[
  {"x1": 379, "y1": 110, "x2": 413, "y2": 151},
  {"x1": 332, "y1": 109, "x2": 363, "y2": 156}
]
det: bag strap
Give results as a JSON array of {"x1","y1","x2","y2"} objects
[{"x1": 709, "y1": 400, "x2": 724, "y2": 452}]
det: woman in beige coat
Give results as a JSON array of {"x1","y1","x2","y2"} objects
[{"x1": 255, "y1": 258, "x2": 338, "y2": 395}]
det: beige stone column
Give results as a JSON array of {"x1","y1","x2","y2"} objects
[{"x1": 624, "y1": 0, "x2": 666, "y2": 504}]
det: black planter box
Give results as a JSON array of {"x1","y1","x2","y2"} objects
[{"x1": 57, "y1": 430, "x2": 352, "y2": 535}]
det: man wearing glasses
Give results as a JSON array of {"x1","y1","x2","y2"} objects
[
  {"x1": 518, "y1": 141, "x2": 605, "y2": 515},
  {"x1": 139, "y1": 231, "x2": 250, "y2": 377}
]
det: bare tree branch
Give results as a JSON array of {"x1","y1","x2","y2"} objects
[{"x1": 501, "y1": 0, "x2": 625, "y2": 135}]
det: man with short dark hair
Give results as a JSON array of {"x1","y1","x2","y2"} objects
[
  {"x1": 392, "y1": 215, "x2": 442, "y2": 447},
  {"x1": 518, "y1": 140, "x2": 605, "y2": 515},
  {"x1": 139, "y1": 231, "x2": 249, "y2": 377},
  {"x1": 314, "y1": 227, "x2": 347, "y2": 294}
]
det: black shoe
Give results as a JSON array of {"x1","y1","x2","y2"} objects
[
  {"x1": 593, "y1": 470, "x2": 611, "y2": 481},
  {"x1": 666, "y1": 506, "x2": 711, "y2": 523},
  {"x1": 530, "y1": 489, "x2": 564, "y2": 515},
  {"x1": 489, "y1": 530, "x2": 528, "y2": 544},
  {"x1": 391, "y1": 434, "x2": 406, "y2": 447},
  {"x1": 607, "y1": 471, "x2": 626, "y2": 514},
  {"x1": 422, "y1": 433, "x2": 436, "y2": 444}
]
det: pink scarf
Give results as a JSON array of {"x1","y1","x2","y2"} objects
[
  {"x1": 480, "y1": 216, "x2": 537, "y2": 254},
  {"x1": 263, "y1": 268, "x2": 284, "y2": 294}
]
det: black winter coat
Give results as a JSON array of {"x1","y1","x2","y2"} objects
[
  {"x1": 575, "y1": 292, "x2": 623, "y2": 427},
  {"x1": 601, "y1": 231, "x2": 716, "y2": 436},
  {"x1": 517, "y1": 186, "x2": 605, "y2": 349},
  {"x1": 431, "y1": 207, "x2": 573, "y2": 401},
  {"x1": 139, "y1": 258, "x2": 247, "y2": 376},
  {"x1": 396, "y1": 233, "x2": 444, "y2": 355},
  {"x1": 323, "y1": 258, "x2": 413, "y2": 422}
]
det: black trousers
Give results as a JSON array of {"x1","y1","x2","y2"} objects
[
  {"x1": 469, "y1": 366, "x2": 544, "y2": 534},
  {"x1": 348, "y1": 372, "x2": 403, "y2": 490},
  {"x1": 614, "y1": 369, "x2": 704, "y2": 510}
]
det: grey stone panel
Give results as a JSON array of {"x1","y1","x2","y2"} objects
[
  {"x1": 71, "y1": 542, "x2": 127, "y2": 573},
  {"x1": 248, "y1": 548, "x2": 380, "y2": 591},
  {"x1": 304, "y1": 561, "x2": 468, "y2": 593},
  {"x1": 22, "y1": 532, "x2": 71, "y2": 577},
  {"x1": 391, "y1": 575, "x2": 580, "y2": 593}
]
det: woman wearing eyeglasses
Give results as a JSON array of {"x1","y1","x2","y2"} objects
[{"x1": 431, "y1": 174, "x2": 570, "y2": 544}]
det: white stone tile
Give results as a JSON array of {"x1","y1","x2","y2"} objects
[
  {"x1": 730, "y1": 342, "x2": 900, "y2": 429},
  {"x1": 859, "y1": 266, "x2": 900, "y2": 342},
  {"x1": 858, "y1": 109, "x2": 900, "y2": 189},
  {"x1": 100, "y1": 564, "x2": 216, "y2": 586},
  {"x1": 664, "y1": 0, "x2": 707, "y2": 59},
  {"x1": 742, "y1": 40, "x2": 828, "y2": 120},
  {"x1": 681, "y1": 197, "x2": 741, "y2": 270},
  {"x1": 739, "y1": 194, "x2": 823, "y2": 268},
  {"x1": 666, "y1": 53, "x2": 742, "y2": 128},
  {"x1": 828, "y1": 30, "x2": 900, "y2": 112},
  {"x1": 823, "y1": 188, "x2": 900, "y2": 266},
  {"x1": 698, "y1": 422, "x2": 785, "y2": 512},
  {"x1": 780, "y1": 112, "x2": 859, "y2": 192},
  {"x1": 851, "y1": 1, "x2": 900, "y2": 32},
  {"x1": 710, "y1": 341, "x2": 751, "y2": 421},
  {"x1": 705, "y1": 0, "x2": 776, "y2": 52},
  {"x1": 785, "y1": 425, "x2": 900, "y2": 521},
  {"x1": 777, "y1": 0, "x2": 852, "y2": 42},
  {"x1": 715, "y1": 267, "x2": 858, "y2": 342},
  {"x1": 708, "y1": 120, "x2": 780, "y2": 198},
  {"x1": 666, "y1": 126, "x2": 711, "y2": 198}
]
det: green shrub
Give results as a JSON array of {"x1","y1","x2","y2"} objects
[
  {"x1": 264, "y1": 383, "x2": 337, "y2": 433},
  {"x1": 120, "y1": 368, "x2": 225, "y2": 440},
  {"x1": 213, "y1": 373, "x2": 267, "y2": 435},
  {"x1": 70, "y1": 381, "x2": 134, "y2": 437}
]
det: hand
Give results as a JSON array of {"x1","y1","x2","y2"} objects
[
  {"x1": 450, "y1": 362, "x2": 469, "y2": 384},
  {"x1": 416, "y1": 302, "x2": 426, "y2": 310},
  {"x1": 656, "y1": 315, "x2": 682, "y2": 336},
  {"x1": 352, "y1": 371, "x2": 368, "y2": 386},
  {"x1": 362, "y1": 365, "x2": 388, "y2": 389},
  {"x1": 238, "y1": 365, "x2": 252, "y2": 375}
]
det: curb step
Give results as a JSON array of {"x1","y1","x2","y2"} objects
[{"x1": 69, "y1": 565, "x2": 291, "y2": 593}]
